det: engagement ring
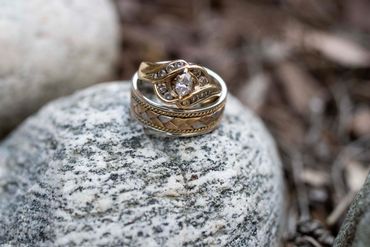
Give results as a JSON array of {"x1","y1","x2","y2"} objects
[{"x1": 130, "y1": 60, "x2": 227, "y2": 137}]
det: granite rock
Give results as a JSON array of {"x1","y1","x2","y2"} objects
[
  {"x1": 0, "y1": 82, "x2": 284, "y2": 246},
  {"x1": 334, "y1": 173, "x2": 370, "y2": 247},
  {"x1": 0, "y1": 0, "x2": 120, "y2": 138}
]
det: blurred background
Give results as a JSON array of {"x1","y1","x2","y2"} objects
[
  {"x1": 0, "y1": 0, "x2": 369, "y2": 246},
  {"x1": 113, "y1": 0, "x2": 370, "y2": 246}
]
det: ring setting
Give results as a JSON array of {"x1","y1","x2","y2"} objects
[{"x1": 131, "y1": 60, "x2": 227, "y2": 137}]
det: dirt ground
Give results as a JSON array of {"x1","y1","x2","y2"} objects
[{"x1": 114, "y1": 0, "x2": 370, "y2": 245}]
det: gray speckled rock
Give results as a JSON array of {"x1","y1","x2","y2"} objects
[
  {"x1": 0, "y1": 82, "x2": 284, "y2": 246},
  {"x1": 0, "y1": 0, "x2": 120, "y2": 138},
  {"x1": 334, "y1": 173, "x2": 370, "y2": 247}
]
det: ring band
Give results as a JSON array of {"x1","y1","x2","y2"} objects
[{"x1": 130, "y1": 60, "x2": 227, "y2": 137}]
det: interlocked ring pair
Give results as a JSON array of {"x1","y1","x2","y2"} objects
[{"x1": 130, "y1": 60, "x2": 227, "y2": 137}]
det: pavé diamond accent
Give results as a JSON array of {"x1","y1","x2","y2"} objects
[
  {"x1": 164, "y1": 92, "x2": 173, "y2": 100},
  {"x1": 158, "y1": 69, "x2": 167, "y2": 78},
  {"x1": 166, "y1": 64, "x2": 175, "y2": 72},
  {"x1": 158, "y1": 85, "x2": 167, "y2": 93},
  {"x1": 198, "y1": 76, "x2": 208, "y2": 86}
]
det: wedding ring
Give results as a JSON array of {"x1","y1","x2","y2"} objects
[{"x1": 130, "y1": 60, "x2": 227, "y2": 137}]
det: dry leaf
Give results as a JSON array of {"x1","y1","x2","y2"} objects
[
  {"x1": 350, "y1": 108, "x2": 370, "y2": 136},
  {"x1": 237, "y1": 73, "x2": 270, "y2": 112},
  {"x1": 302, "y1": 169, "x2": 330, "y2": 187},
  {"x1": 304, "y1": 31, "x2": 370, "y2": 67},
  {"x1": 276, "y1": 61, "x2": 322, "y2": 115},
  {"x1": 345, "y1": 160, "x2": 369, "y2": 192}
]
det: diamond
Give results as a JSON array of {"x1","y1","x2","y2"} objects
[
  {"x1": 158, "y1": 69, "x2": 167, "y2": 78},
  {"x1": 198, "y1": 76, "x2": 208, "y2": 86},
  {"x1": 174, "y1": 72, "x2": 193, "y2": 97},
  {"x1": 174, "y1": 62, "x2": 184, "y2": 68},
  {"x1": 166, "y1": 64, "x2": 175, "y2": 72},
  {"x1": 164, "y1": 92, "x2": 173, "y2": 100},
  {"x1": 158, "y1": 85, "x2": 167, "y2": 93}
]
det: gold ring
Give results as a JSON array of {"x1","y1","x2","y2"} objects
[{"x1": 130, "y1": 60, "x2": 227, "y2": 137}]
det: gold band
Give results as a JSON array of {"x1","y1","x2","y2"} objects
[
  {"x1": 130, "y1": 61, "x2": 227, "y2": 137},
  {"x1": 131, "y1": 92, "x2": 225, "y2": 136}
]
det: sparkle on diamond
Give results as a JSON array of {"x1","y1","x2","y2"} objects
[{"x1": 174, "y1": 72, "x2": 193, "y2": 97}]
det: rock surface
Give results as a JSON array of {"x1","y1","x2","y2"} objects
[
  {"x1": 0, "y1": 82, "x2": 284, "y2": 246},
  {"x1": 334, "y1": 173, "x2": 370, "y2": 247},
  {"x1": 0, "y1": 0, "x2": 120, "y2": 138}
]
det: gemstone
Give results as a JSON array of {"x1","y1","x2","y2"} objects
[
  {"x1": 158, "y1": 69, "x2": 167, "y2": 78},
  {"x1": 174, "y1": 62, "x2": 184, "y2": 68},
  {"x1": 158, "y1": 86, "x2": 167, "y2": 93},
  {"x1": 174, "y1": 72, "x2": 193, "y2": 97},
  {"x1": 198, "y1": 76, "x2": 208, "y2": 86},
  {"x1": 166, "y1": 64, "x2": 175, "y2": 72},
  {"x1": 164, "y1": 92, "x2": 173, "y2": 100}
]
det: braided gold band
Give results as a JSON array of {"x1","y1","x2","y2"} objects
[
  {"x1": 131, "y1": 92, "x2": 225, "y2": 136},
  {"x1": 130, "y1": 63, "x2": 227, "y2": 137}
]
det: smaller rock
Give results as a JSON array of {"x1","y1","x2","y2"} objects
[{"x1": 0, "y1": 0, "x2": 120, "y2": 138}]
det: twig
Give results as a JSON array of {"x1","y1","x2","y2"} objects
[
  {"x1": 290, "y1": 150, "x2": 310, "y2": 221},
  {"x1": 326, "y1": 190, "x2": 356, "y2": 226}
]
